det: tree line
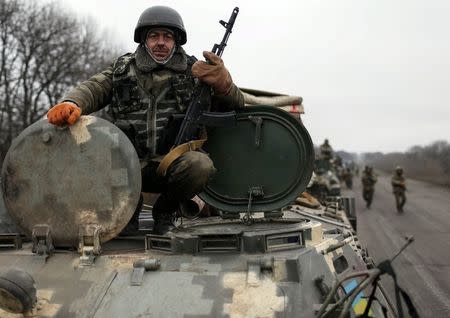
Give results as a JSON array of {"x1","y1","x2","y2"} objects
[
  {"x1": 363, "y1": 140, "x2": 450, "y2": 187},
  {"x1": 0, "y1": 0, "x2": 119, "y2": 164}
]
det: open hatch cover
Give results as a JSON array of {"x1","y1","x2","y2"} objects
[
  {"x1": 1, "y1": 116, "x2": 141, "y2": 246},
  {"x1": 200, "y1": 106, "x2": 314, "y2": 213}
]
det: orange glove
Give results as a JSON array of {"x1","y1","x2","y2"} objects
[
  {"x1": 47, "y1": 102, "x2": 81, "y2": 126},
  {"x1": 191, "y1": 51, "x2": 233, "y2": 95}
]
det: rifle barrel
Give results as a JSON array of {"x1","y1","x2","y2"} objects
[{"x1": 213, "y1": 7, "x2": 239, "y2": 57}]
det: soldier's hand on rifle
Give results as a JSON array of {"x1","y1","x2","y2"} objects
[
  {"x1": 192, "y1": 51, "x2": 232, "y2": 95},
  {"x1": 47, "y1": 101, "x2": 81, "y2": 126}
]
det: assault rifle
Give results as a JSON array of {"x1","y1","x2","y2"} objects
[{"x1": 157, "y1": 7, "x2": 239, "y2": 176}]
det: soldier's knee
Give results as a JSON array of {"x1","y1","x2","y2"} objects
[
  {"x1": 167, "y1": 151, "x2": 216, "y2": 200},
  {"x1": 170, "y1": 151, "x2": 215, "y2": 179}
]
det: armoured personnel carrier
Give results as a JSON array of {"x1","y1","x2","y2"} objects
[
  {"x1": 0, "y1": 93, "x2": 407, "y2": 317},
  {"x1": 308, "y1": 158, "x2": 342, "y2": 204}
]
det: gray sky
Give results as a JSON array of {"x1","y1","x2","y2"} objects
[{"x1": 58, "y1": 0, "x2": 450, "y2": 153}]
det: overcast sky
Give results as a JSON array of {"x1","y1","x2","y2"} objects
[{"x1": 57, "y1": 0, "x2": 450, "y2": 153}]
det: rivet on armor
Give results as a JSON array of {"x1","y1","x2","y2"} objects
[{"x1": 41, "y1": 132, "x2": 52, "y2": 143}]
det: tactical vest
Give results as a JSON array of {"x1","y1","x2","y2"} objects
[{"x1": 109, "y1": 53, "x2": 197, "y2": 159}]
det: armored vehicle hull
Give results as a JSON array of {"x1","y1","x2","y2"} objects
[
  {"x1": 0, "y1": 206, "x2": 394, "y2": 318},
  {"x1": 0, "y1": 107, "x2": 397, "y2": 317}
]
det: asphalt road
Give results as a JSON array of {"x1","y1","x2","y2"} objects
[{"x1": 342, "y1": 172, "x2": 450, "y2": 318}]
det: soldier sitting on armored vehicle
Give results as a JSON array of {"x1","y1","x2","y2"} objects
[
  {"x1": 319, "y1": 138, "x2": 333, "y2": 160},
  {"x1": 308, "y1": 158, "x2": 341, "y2": 203},
  {"x1": 391, "y1": 166, "x2": 407, "y2": 212},
  {"x1": 46, "y1": 6, "x2": 244, "y2": 235},
  {"x1": 361, "y1": 166, "x2": 377, "y2": 208}
]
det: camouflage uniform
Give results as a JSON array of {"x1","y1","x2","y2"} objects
[
  {"x1": 320, "y1": 140, "x2": 333, "y2": 161},
  {"x1": 342, "y1": 168, "x2": 353, "y2": 189},
  {"x1": 361, "y1": 167, "x2": 377, "y2": 208},
  {"x1": 62, "y1": 44, "x2": 244, "y2": 232},
  {"x1": 63, "y1": 45, "x2": 244, "y2": 158},
  {"x1": 391, "y1": 170, "x2": 406, "y2": 212}
]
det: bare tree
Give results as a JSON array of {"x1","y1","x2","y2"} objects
[
  {"x1": 364, "y1": 140, "x2": 450, "y2": 187},
  {"x1": 0, "y1": 0, "x2": 119, "y2": 164},
  {"x1": 0, "y1": 0, "x2": 21, "y2": 159}
]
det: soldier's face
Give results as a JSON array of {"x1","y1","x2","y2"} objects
[{"x1": 146, "y1": 28, "x2": 175, "y2": 61}]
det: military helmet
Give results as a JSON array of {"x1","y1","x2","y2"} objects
[
  {"x1": 134, "y1": 6, "x2": 187, "y2": 45},
  {"x1": 395, "y1": 165, "x2": 403, "y2": 173}
]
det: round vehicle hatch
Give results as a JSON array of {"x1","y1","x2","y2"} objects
[
  {"x1": 1, "y1": 116, "x2": 141, "y2": 247},
  {"x1": 200, "y1": 106, "x2": 314, "y2": 212}
]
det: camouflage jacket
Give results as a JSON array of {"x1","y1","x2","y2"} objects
[
  {"x1": 320, "y1": 144, "x2": 333, "y2": 160},
  {"x1": 63, "y1": 45, "x2": 244, "y2": 159},
  {"x1": 361, "y1": 172, "x2": 377, "y2": 190},
  {"x1": 391, "y1": 174, "x2": 406, "y2": 192}
]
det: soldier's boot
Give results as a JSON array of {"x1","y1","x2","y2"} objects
[
  {"x1": 120, "y1": 194, "x2": 143, "y2": 236},
  {"x1": 152, "y1": 194, "x2": 178, "y2": 235}
]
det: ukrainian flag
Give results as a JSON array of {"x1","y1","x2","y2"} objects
[{"x1": 344, "y1": 279, "x2": 374, "y2": 316}]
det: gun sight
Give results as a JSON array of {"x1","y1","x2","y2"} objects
[{"x1": 212, "y1": 7, "x2": 239, "y2": 57}]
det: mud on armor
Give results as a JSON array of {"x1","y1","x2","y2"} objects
[{"x1": 109, "y1": 53, "x2": 197, "y2": 158}]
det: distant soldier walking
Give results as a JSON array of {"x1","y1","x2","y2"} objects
[
  {"x1": 391, "y1": 166, "x2": 407, "y2": 212},
  {"x1": 361, "y1": 166, "x2": 377, "y2": 208},
  {"x1": 342, "y1": 167, "x2": 353, "y2": 189}
]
